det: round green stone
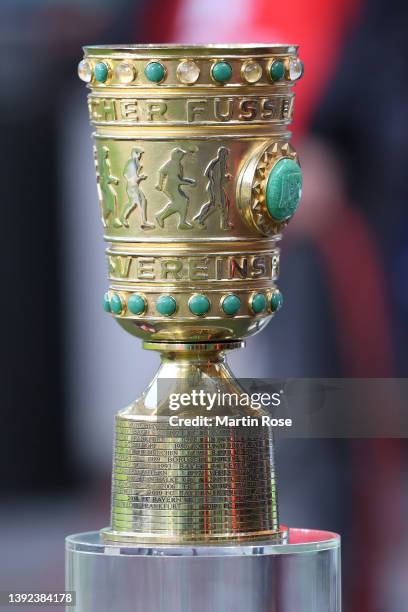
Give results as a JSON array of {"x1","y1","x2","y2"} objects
[
  {"x1": 266, "y1": 158, "x2": 302, "y2": 222},
  {"x1": 251, "y1": 293, "x2": 267, "y2": 314},
  {"x1": 103, "y1": 292, "x2": 111, "y2": 313},
  {"x1": 212, "y1": 61, "x2": 232, "y2": 83},
  {"x1": 145, "y1": 61, "x2": 165, "y2": 83},
  {"x1": 189, "y1": 294, "x2": 210, "y2": 316},
  {"x1": 222, "y1": 294, "x2": 241, "y2": 316},
  {"x1": 128, "y1": 294, "x2": 145, "y2": 315},
  {"x1": 271, "y1": 291, "x2": 283, "y2": 312},
  {"x1": 110, "y1": 293, "x2": 123, "y2": 314},
  {"x1": 156, "y1": 295, "x2": 176, "y2": 316},
  {"x1": 94, "y1": 62, "x2": 109, "y2": 83},
  {"x1": 270, "y1": 60, "x2": 285, "y2": 82}
]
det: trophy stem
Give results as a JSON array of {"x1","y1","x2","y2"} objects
[{"x1": 102, "y1": 341, "x2": 285, "y2": 544}]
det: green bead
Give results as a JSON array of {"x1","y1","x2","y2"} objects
[
  {"x1": 270, "y1": 60, "x2": 285, "y2": 82},
  {"x1": 189, "y1": 294, "x2": 210, "y2": 316},
  {"x1": 212, "y1": 61, "x2": 232, "y2": 83},
  {"x1": 110, "y1": 293, "x2": 123, "y2": 314},
  {"x1": 145, "y1": 61, "x2": 165, "y2": 83},
  {"x1": 157, "y1": 295, "x2": 176, "y2": 316},
  {"x1": 94, "y1": 62, "x2": 109, "y2": 83},
  {"x1": 103, "y1": 292, "x2": 111, "y2": 312},
  {"x1": 271, "y1": 291, "x2": 283, "y2": 312},
  {"x1": 128, "y1": 294, "x2": 145, "y2": 315},
  {"x1": 222, "y1": 294, "x2": 241, "y2": 316},
  {"x1": 251, "y1": 293, "x2": 267, "y2": 314},
  {"x1": 266, "y1": 158, "x2": 302, "y2": 222}
]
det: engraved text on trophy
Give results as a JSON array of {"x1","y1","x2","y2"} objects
[
  {"x1": 89, "y1": 95, "x2": 294, "y2": 124},
  {"x1": 108, "y1": 253, "x2": 280, "y2": 281}
]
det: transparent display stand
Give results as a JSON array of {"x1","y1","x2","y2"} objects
[{"x1": 66, "y1": 528, "x2": 341, "y2": 612}]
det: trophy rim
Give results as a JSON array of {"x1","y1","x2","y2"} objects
[{"x1": 83, "y1": 43, "x2": 299, "y2": 57}]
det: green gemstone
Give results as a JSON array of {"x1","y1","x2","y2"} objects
[
  {"x1": 145, "y1": 62, "x2": 165, "y2": 83},
  {"x1": 271, "y1": 291, "x2": 283, "y2": 312},
  {"x1": 110, "y1": 293, "x2": 123, "y2": 314},
  {"x1": 212, "y1": 61, "x2": 232, "y2": 83},
  {"x1": 189, "y1": 294, "x2": 210, "y2": 316},
  {"x1": 157, "y1": 295, "x2": 176, "y2": 316},
  {"x1": 252, "y1": 293, "x2": 267, "y2": 314},
  {"x1": 103, "y1": 292, "x2": 111, "y2": 312},
  {"x1": 128, "y1": 294, "x2": 145, "y2": 315},
  {"x1": 222, "y1": 294, "x2": 241, "y2": 316},
  {"x1": 266, "y1": 158, "x2": 302, "y2": 222},
  {"x1": 270, "y1": 60, "x2": 285, "y2": 82},
  {"x1": 94, "y1": 62, "x2": 109, "y2": 83}
]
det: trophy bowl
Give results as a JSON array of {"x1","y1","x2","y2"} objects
[{"x1": 79, "y1": 44, "x2": 303, "y2": 343}]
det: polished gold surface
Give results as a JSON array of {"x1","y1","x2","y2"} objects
[
  {"x1": 83, "y1": 43, "x2": 301, "y2": 342},
  {"x1": 102, "y1": 344, "x2": 280, "y2": 544},
  {"x1": 78, "y1": 43, "x2": 303, "y2": 544}
]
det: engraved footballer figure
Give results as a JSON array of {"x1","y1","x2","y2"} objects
[
  {"x1": 122, "y1": 147, "x2": 154, "y2": 229},
  {"x1": 193, "y1": 146, "x2": 232, "y2": 230},
  {"x1": 99, "y1": 146, "x2": 121, "y2": 228},
  {"x1": 155, "y1": 148, "x2": 196, "y2": 230}
]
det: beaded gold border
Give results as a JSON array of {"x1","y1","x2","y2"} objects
[{"x1": 79, "y1": 55, "x2": 303, "y2": 88}]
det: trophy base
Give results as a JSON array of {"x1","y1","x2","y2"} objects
[{"x1": 65, "y1": 529, "x2": 341, "y2": 612}]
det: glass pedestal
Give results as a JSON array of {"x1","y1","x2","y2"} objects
[{"x1": 66, "y1": 528, "x2": 341, "y2": 612}]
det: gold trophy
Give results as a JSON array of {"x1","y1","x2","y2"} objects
[{"x1": 67, "y1": 44, "x2": 341, "y2": 612}]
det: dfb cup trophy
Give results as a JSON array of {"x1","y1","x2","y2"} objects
[{"x1": 67, "y1": 45, "x2": 341, "y2": 612}]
